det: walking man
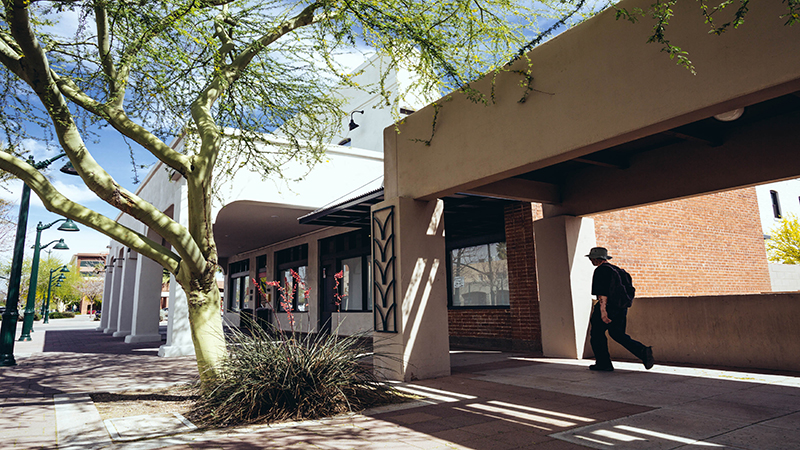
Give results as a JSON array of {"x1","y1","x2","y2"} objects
[{"x1": 587, "y1": 247, "x2": 654, "y2": 372}]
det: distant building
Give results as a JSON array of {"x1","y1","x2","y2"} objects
[
  {"x1": 69, "y1": 252, "x2": 107, "y2": 314},
  {"x1": 756, "y1": 178, "x2": 800, "y2": 291}
]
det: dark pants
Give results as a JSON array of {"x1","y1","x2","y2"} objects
[{"x1": 590, "y1": 303, "x2": 647, "y2": 368}]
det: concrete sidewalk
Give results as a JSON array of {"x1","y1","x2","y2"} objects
[{"x1": 2, "y1": 316, "x2": 799, "y2": 449}]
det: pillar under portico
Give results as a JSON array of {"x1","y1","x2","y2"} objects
[
  {"x1": 97, "y1": 259, "x2": 114, "y2": 332},
  {"x1": 533, "y1": 215, "x2": 597, "y2": 359},
  {"x1": 125, "y1": 254, "x2": 163, "y2": 343},
  {"x1": 112, "y1": 250, "x2": 137, "y2": 338},
  {"x1": 371, "y1": 197, "x2": 450, "y2": 381},
  {"x1": 158, "y1": 275, "x2": 195, "y2": 357},
  {"x1": 103, "y1": 257, "x2": 124, "y2": 334}
]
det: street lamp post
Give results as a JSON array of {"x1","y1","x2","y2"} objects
[
  {"x1": 18, "y1": 218, "x2": 79, "y2": 341},
  {"x1": 0, "y1": 154, "x2": 78, "y2": 366},
  {"x1": 42, "y1": 267, "x2": 68, "y2": 324}
]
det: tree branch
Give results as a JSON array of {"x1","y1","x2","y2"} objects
[
  {"x1": 94, "y1": 2, "x2": 120, "y2": 101},
  {"x1": 4, "y1": 1, "x2": 207, "y2": 276},
  {"x1": 51, "y1": 71, "x2": 193, "y2": 176},
  {"x1": 0, "y1": 151, "x2": 180, "y2": 274}
]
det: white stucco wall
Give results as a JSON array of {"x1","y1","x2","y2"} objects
[
  {"x1": 212, "y1": 143, "x2": 384, "y2": 220},
  {"x1": 756, "y1": 179, "x2": 800, "y2": 292},
  {"x1": 331, "y1": 55, "x2": 435, "y2": 153},
  {"x1": 756, "y1": 178, "x2": 800, "y2": 235},
  {"x1": 768, "y1": 263, "x2": 800, "y2": 292}
]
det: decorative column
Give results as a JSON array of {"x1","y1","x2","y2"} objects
[
  {"x1": 158, "y1": 275, "x2": 195, "y2": 357},
  {"x1": 533, "y1": 215, "x2": 597, "y2": 358},
  {"x1": 103, "y1": 257, "x2": 124, "y2": 334},
  {"x1": 97, "y1": 258, "x2": 114, "y2": 331},
  {"x1": 112, "y1": 250, "x2": 137, "y2": 338},
  {"x1": 372, "y1": 197, "x2": 450, "y2": 381},
  {"x1": 125, "y1": 255, "x2": 164, "y2": 343}
]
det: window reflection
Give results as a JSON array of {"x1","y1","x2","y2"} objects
[{"x1": 450, "y1": 242, "x2": 509, "y2": 307}]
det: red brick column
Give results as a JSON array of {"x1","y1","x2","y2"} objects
[{"x1": 504, "y1": 203, "x2": 542, "y2": 352}]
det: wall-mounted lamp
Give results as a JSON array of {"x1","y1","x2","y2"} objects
[
  {"x1": 338, "y1": 138, "x2": 352, "y2": 146},
  {"x1": 349, "y1": 110, "x2": 364, "y2": 131},
  {"x1": 400, "y1": 107, "x2": 416, "y2": 115},
  {"x1": 713, "y1": 108, "x2": 745, "y2": 122}
]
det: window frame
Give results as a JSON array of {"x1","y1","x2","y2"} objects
[
  {"x1": 336, "y1": 254, "x2": 372, "y2": 312},
  {"x1": 770, "y1": 190, "x2": 782, "y2": 219},
  {"x1": 228, "y1": 259, "x2": 250, "y2": 312},
  {"x1": 274, "y1": 244, "x2": 309, "y2": 312},
  {"x1": 446, "y1": 233, "x2": 510, "y2": 309},
  {"x1": 320, "y1": 230, "x2": 373, "y2": 313}
]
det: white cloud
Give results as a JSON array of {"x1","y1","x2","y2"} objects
[
  {"x1": 0, "y1": 178, "x2": 101, "y2": 208},
  {"x1": 51, "y1": 180, "x2": 103, "y2": 203}
]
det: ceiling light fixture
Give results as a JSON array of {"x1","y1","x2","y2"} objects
[{"x1": 713, "y1": 108, "x2": 745, "y2": 122}]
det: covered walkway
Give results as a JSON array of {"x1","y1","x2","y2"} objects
[{"x1": 1, "y1": 316, "x2": 799, "y2": 449}]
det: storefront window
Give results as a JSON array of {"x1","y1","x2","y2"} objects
[
  {"x1": 278, "y1": 266, "x2": 308, "y2": 311},
  {"x1": 275, "y1": 244, "x2": 309, "y2": 312},
  {"x1": 228, "y1": 259, "x2": 250, "y2": 311},
  {"x1": 449, "y1": 242, "x2": 509, "y2": 307},
  {"x1": 341, "y1": 256, "x2": 372, "y2": 311}
]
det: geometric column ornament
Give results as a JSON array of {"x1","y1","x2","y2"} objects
[{"x1": 372, "y1": 205, "x2": 397, "y2": 333}]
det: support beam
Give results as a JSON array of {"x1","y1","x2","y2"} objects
[
  {"x1": 103, "y1": 258, "x2": 123, "y2": 334},
  {"x1": 96, "y1": 260, "x2": 113, "y2": 332},
  {"x1": 573, "y1": 157, "x2": 626, "y2": 169},
  {"x1": 534, "y1": 215, "x2": 596, "y2": 359},
  {"x1": 113, "y1": 250, "x2": 137, "y2": 338},
  {"x1": 372, "y1": 197, "x2": 450, "y2": 381},
  {"x1": 544, "y1": 110, "x2": 800, "y2": 217},
  {"x1": 125, "y1": 255, "x2": 163, "y2": 344},
  {"x1": 464, "y1": 178, "x2": 560, "y2": 204}
]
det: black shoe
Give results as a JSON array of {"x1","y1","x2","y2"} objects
[
  {"x1": 589, "y1": 364, "x2": 614, "y2": 372},
  {"x1": 643, "y1": 347, "x2": 654, "y2": 370}
]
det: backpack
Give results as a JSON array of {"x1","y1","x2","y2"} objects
[{"x1": 608, "y1": 264, "x2": 636, "y2": 308}]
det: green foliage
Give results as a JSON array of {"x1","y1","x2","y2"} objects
[
  {"x1": 49, "y1": 311, "x2": 76, "y2": 319},
  {"x1": 193, "y1": 324, "x2": 402, "y2": 427},
  {"x1": 766, "y1": 214, "x2": 800, "y2": 264}
]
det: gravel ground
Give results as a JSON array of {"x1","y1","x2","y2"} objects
[{"x1": 90, "y1": 384, "x2": 200, "y2": 421}]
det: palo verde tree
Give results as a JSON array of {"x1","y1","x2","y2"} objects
[
  {"x1": 767, "y1": 214, "x2": 800, "y2": 265},
  {"x1": 0, "y1": 0, "x2": 595, "y2": 387}
]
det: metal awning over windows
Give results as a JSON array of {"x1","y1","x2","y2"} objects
[{"x1": 298, "y1": 187, "x2": 385, "y2": 228}]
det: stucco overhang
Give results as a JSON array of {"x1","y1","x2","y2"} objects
[
  {"x1": 213, "y1": 201, "x2": 325, "y2": 258},
  {"x1": 386, "y1": 0, "x2": 800, "y2": 215}
]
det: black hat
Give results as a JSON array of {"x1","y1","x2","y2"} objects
[{"x1": 586, "y1": 247, "x2": 612, "y2": 260}]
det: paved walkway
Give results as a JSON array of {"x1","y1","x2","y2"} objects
[{"x1": 1, "y1": 316, "x2": 800, "y2": 449}]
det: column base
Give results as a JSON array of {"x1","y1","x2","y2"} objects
[
  {"x1": 112, "y1": 330, "x2": 130, "y2": 338},
  {"x1": 158, "y1": 344, "x2": 195, "y2": 357},
  {"x1": 103, "y1": 328, "x2": 116, "y2": 334},
  {"x1": 124, "y1": 334, "x2": 162, "y2": 344}
]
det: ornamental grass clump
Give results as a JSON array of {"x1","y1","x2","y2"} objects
[{"x1": 192, "y1": 324, "x2": 400, "y2": 427}]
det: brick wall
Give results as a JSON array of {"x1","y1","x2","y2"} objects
[
  {"x1": 591, "y1": 187, "x2": 772, "y2": 297},
  {"x1": 448, "y1": 203, "x2": 542, "y2": 351},
  {"x1": 447, "y1": 187, "x2": 771, "y2": 349}
]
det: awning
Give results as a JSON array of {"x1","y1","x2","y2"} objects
[{"x1": 297, "y1": 187, "x2": 384, "y2": 227}]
